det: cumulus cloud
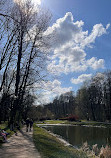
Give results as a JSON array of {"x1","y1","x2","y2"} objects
[
  {"x1": 45, "y1": 12, "x2": 109, "y2": 75},
  {"x1": 41, "y1": 80, "x2": 72, "y2": 95},
  {"x1": 45, "y1": 12, "x2": 109, "y2": 49},
  {"x1": 71, "y1": 74, "x2": 92, "y2": 84},
  {"x1": 34, "y1": 80, "x2": 72, "y2": 104},
  {"x1": 44, "y1": 12, "x2": 85, "y2": 49},
  {"x1": 81, "y1": 24, "x2": 109, "y2": 48},
  {"x1": 45, "y1": 12, "x2": 84, "y2": 48},
  {"x1": 47, "y1": 55, "x2": 105, "y2": 75},
  {"x1": 47, "y1": 45, "x2": 87, "y2": 74},
  {"x1": 86, "y1": 57, "x2": 105, "y2": 70}
]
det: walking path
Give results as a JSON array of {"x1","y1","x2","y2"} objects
[{"x1": 0, "y1": 127, "x2": 41, "y2": 158}]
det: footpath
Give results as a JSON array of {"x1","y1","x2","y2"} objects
[{"x1": 0, "y1": 127, "x2": 41, "y2": 158}]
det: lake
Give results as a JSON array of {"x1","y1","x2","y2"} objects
[{"x1": 43, "y1": 125, "x2": 111, "y2": 148}]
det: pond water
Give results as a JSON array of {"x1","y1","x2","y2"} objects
[{"x1": 43, "y1": 125, "x2": 111, "y2": 148}]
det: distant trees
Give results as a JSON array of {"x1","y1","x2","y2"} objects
[
  {"x1": 103, "y1": 71, "x2": 111, "y2": 120},
  {"x1": 76, "y1": 86, "x2": 90, "y2": 120},
  {"x1": 26, "y1": 105, "x2": 54, "y2": 121},
  {"x1": 44, "y1": 91, "x2": 76, "y2": 119},
  {"x1": 0, "y1": 0, "x2": 52, "y2": 126},
  {"x1": 43, "y1": 71, "x2": 111, "y2": 122},
  {"x1": 75, "y1": 71, "x2": 111, "y2": 121}
]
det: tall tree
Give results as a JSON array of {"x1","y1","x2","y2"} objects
[{"x1": 0, "y1": 0, "x2": 52, "y2": 125}]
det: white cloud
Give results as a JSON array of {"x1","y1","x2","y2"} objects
[
  {"x1": 41, "y1": 80, "x2": 72, "y2": 95},
  {"x1": 47, "y1": 55, "x2": 105, "y2": 75},
  {"x1": 86, "y1": 57, "x2": 105, "y2": 70},
  {"x1": 33, "y1": 80, "x2": 72, "y2": 104},
  {"x1": 106, "y1": 23, "x2": 110, "y2": 29},
  {"x1": 47, "y1": 45, "x2": 87, "y2": 74},
  {"x1": 81, "y1": 24, "x2": 109, "y2": 48},
  {"x1": 45, "y1": 12, "x2": 109, "y2": 49},
  {"x1": 71, "y1": 74, "x2": 92, "y2": 84},
  {"x1": 45, "y1": 12, "x2": 109, "y2": 75},
  {"x1": 44, "y1": 12, "x2": 84, "y2": 49}
]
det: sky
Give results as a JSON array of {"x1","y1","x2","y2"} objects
[{"x1": 26, "y1": 0, "x2": 111, "y2": 104}]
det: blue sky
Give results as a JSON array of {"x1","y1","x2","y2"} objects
[{"x1": 33, "y1": 0, "x2": 111, "y2": 104}]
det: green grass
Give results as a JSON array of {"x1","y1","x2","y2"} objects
[
  {"x1": 0, "y1": 122, "x2": 7, "y2": 129},
  {"x1": 44, "y1": 120, "x2": 68, "y2": 124},
  {"x1": 33, "y1": 124, "x2": 90, "y2": 158},
  {"x1": 0, "y1": 122, "x2": 15, "y2": 137}
]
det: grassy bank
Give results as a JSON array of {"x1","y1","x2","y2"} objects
[
  {"x1": 33, "y1": 124, "x2": 91, "y2": 158},
  {"x1": 39, "y1": 120, "x2": 111, "y2": 128}
]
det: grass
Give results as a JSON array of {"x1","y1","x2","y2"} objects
[
  {"x1": 33, "y1": 124, "x2": 91, "y2": 158},
  {"x1": 44, "y1": 120, "x2": 68, "y2": 124}
]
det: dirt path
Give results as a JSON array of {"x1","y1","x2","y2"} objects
[{"x1": 0, "y1": 127, "x2": 41, "y2": 158}]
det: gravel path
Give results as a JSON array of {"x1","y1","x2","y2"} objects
[{"x1": 0, "y1": 127, "x2": 41, "y2": 158}]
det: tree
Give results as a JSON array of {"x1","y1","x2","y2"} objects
[
  {"x1": 76, "y1": 86, "x2": 90, "y2": 120},
  {"x1": 0, "y1": 0, "x2": 52, "y2": 125},
  {"x1": 44, "y1": 91, "x2": 76, "y2": 119},
  {"x1": 103, "y1": 71, "x2": 111, "y2": 120}
]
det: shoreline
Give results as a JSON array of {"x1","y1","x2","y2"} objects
[
  {"x1": 36, "y1": 123, "x2": 108, "y2": 128},
  {"x1": 33, "y1": 124, "x2": 89, "y2": 158},
  {"x1": 37, "y1": 125, "x2": 73, "y2": 147}
]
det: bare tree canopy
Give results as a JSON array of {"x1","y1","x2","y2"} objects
[{"x1": 0, "y1": 0, "x2": 52, "y2": 125}]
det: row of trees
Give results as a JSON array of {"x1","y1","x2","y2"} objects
[
  {"x1": 44, "y1": 91, "x2": 76, "y2": 119},
  {"x1": 43, "y1": 71, "x2": 111, "y2": 122},
  {"x1": 0, "y1": 0, "x2": 51, "y2": 127}
]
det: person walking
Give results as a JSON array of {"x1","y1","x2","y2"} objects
[
  {"x1": 26, "y1": 118, "x2": 30, "y2": 132},
  {"x1": 29, "y1": 119, "x2": 33, "y2": 132}
]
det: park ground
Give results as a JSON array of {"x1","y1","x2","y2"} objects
[
  {"x1": 1, "y1": 120, "x2": 110, "y2": 158},
  {"x1": 0, "y1": 126, "x2": 41, "y2": 158},
  {"x1": 0, "y1": 121, "x2": 92, "y2": 158}
]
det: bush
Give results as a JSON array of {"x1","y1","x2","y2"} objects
[{"x1": 60, "y1": 115, "x2": 79, "y2": 121}]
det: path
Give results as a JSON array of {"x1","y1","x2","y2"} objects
[{"x1": 0, "y1": 127, "x2": 41, "y2": 158}]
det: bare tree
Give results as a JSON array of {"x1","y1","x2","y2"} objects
[{"x1": 0, "y1": 0, "x2": 52, "y2": 125}]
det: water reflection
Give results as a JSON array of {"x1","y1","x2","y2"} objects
[{"x1": 43, "y1": 125, "x2": 111, "y2": 148}]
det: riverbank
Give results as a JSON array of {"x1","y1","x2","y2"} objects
[
  {"x1": 35, "y1": 120, "x2": 111, "y2": 157},
  {"x1": 37, "y1": 120, "x2": 111, "y2": 128},
  {"x1": 33, "y1": 124, "x2": 93, "y2": 158}
]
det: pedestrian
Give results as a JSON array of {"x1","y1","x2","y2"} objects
[
  {"x1": 26, "y1": 118, "x2": 30, "y2": 132},
  {"x1": 29, "y1": 119, "x2": 33, "y2": 132}
]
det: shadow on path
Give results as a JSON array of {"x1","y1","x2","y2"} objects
[{"x1": 0, "y1": 127, "x2": 41, "y2": 158}]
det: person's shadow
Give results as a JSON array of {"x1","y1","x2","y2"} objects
[{"x1": 19, "y1": 128, "x2": 34, "y2": 143}]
